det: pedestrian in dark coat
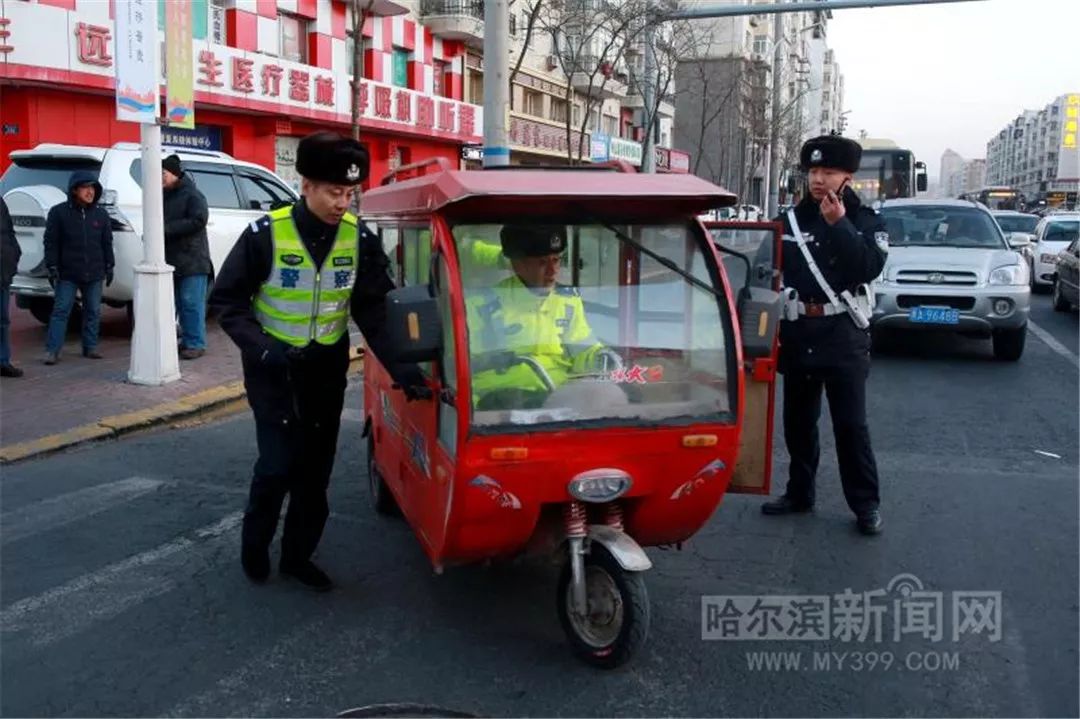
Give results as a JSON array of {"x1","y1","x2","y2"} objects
[
  {"x1": 42, "y1": 171, "x2": 114, "y2": 364},
  {"x1": 1, "y1": 196, "x2": 23, "y2": 377},
  {"x1": 162, "y1": 154, "x2": 212, "y2": 359}
]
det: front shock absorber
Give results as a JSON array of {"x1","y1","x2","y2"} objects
[
  {"x1": 564, "y1": 501, "x2": 588, "y2": 617},
  {"x1": 604, "y1": 502, "x2": 624, "y2": 532}
]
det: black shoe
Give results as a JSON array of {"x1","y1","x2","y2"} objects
[
  {"x1": 856, "y1": 510, "x2": 883, "y2": 536},
  {"x1": 241, "y1": 545, "x2": 270, "y2": 583},
  {"x1": 280, "y1": 559, "x2": 333, "y2": 592},
  {"x1": 0, "y1": 364, "x2": 24, "y2": 377},
  {"x1": 761, "y1": 495, "x2": 814, "y2": 515}
]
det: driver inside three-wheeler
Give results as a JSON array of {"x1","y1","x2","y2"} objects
[{"x1": 360, "y1": 159, "x2": 782, "y2": 668}]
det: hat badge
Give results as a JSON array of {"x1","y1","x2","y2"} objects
[
  {"x1": 810, "y1": 149, "x2": 823, "y2": 163},
  {"x1": 346, "y1": 163, "x2": 360, "y2": 182},
  {"x1": 550, "y1": 234, "x2": 561, "y2": 250}
]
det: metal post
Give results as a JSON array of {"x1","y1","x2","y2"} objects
[
  {"x1": 766, "y1": 8, "x2": 783, "y2": 218},
  {"x1": 640, "y1": 5, "x2": 657, "y2": 173},
  {"x1": 128, "y1": 122, "x2": 180, "y2": 386},
  {"x1": 483, "y1": 0, "x2": 511, "y2": 167}
]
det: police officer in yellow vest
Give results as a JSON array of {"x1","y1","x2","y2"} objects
[
  {"x1": 466, "y1": 224, "x2": 608, "y2": 410},
  {"x1": 211, "y1": 132, "x2": 415, "y2": 591}
]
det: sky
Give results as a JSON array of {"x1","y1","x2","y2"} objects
[{"x1": 827, "y1": 0, "x2": 1080, "y2": 182}]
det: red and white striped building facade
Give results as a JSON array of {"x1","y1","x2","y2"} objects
[{"x1": 0, "y1": 0, "x2": 482, "y2": 189}]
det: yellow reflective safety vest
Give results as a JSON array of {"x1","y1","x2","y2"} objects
[
  {"x1": 253, "y1": 206, "x2": 359, "y2": 348},
  {"x1": 465, "y1": 274, "x2": 604, "y2": 398}
]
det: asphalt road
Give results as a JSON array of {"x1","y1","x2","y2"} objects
[{"x1": 2, "y1": 294, "x2": 1077, "y2": 717}]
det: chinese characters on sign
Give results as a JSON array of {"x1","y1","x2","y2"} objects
[
  {"x1": 0, "y1": 17, "x2": 14, "y2": 56},
  {"x1": 1064, "y1": 95, "x2": 1079, "y2": 150},
  {"x1": 114, "y1": 1, "x2": 156, "y2": 123},
  {"x1": 511, "y1": 116, "x2": 585, "y2": 156},
  {"x1": 77, "y1": 23, "x2": 113, "y2": 67},
  {"x1": 198, "y1": 50, "x2": 224, "y2": 87},
  {"x1": 231, "y1": 58, "x2": 255, "y2": 93},
  {"x1": 702, "y1": 574, "x2": 1003, "y2": 643}
]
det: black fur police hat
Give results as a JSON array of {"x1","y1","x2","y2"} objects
[
  {"x1": 800, "y1": 133, "x2": 862, "y2": 173},
  {"x1": 500, "y1": 224, "x2": 567, "y2": 258},
  {"x1": 295, "y1": 131, "x2": 370, "y2": 185}
]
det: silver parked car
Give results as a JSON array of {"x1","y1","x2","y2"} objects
[{"x1": 871, "y1": 199, "x2": 1031, "y2": 361}]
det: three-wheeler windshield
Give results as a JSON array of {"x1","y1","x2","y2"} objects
[{"x1": 451, "y1": 221, "x2": 737, "y2": 431}]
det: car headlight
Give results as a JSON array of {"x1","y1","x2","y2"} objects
[{"x1": 989, "y1": 264, "x2": 1028, "y2": 286}]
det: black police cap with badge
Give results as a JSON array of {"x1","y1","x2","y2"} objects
[
  {"x1": 800, "y1": 132, "x2": 862, "y2": 174},
  {"x1": 500, "y1": 224, "x2": 567, "y2": 258},
  {"x1": 295, "y1": 131, "x2": 370, "y2": 185}
]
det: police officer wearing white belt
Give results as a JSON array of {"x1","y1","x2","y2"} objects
[
  {"x1": 211, "y1": 132, "x2": 420, "y2": 590},
  {"x1": 761, "y1": 133, "x2": 888, "y2": 536}
]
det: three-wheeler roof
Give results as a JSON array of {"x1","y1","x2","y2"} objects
[{"x1": 361, "y1": 161, "x2": 740, "y2": 220}]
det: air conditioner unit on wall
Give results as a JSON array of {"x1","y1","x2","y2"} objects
[{"x1": 546, "y1": 54, "x2": 559, "y2": 70}]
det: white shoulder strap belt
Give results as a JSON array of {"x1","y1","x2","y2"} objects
[{"x1": 785, "y1": 209, "x2": 844, "y2": 316}]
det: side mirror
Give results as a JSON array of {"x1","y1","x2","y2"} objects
[
  {"x1": 916, "y1": 174, "x2": 928, "y2": 192},
  {"x1": 737, "y1": 287, "x2": 782, "y2": 359},
  {"x1": 383, "y1": 284, "x2": 442, "y2": 364},
  {"x1": 1007, "y1": 233, "x2": 1031, "y2": 249}
]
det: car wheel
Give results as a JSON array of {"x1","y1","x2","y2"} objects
[
  {"x1": 1052, "y1": 280, "x2": 1071, "y2": 312},
  {"x1": 992, "y1": 325, "x2": 1026, "y2": 361}
]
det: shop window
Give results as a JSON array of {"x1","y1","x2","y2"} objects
[
  {"x1": 392, "y1": 49, "x2": 409, "y2": 88},
  {"x1": 280, "y1": 13, "x2": 307, "y2": 63},
  {"x1": 433, "y1": 60, "x2": 450, "y2": 98}
]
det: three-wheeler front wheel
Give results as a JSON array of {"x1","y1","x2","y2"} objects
[{"x1": 556, "y1": 543, "x2": 650, "y2": 669}]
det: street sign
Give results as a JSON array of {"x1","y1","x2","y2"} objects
[{"x1": 114, "y1": 0, "x2": 158, "y2": 124}]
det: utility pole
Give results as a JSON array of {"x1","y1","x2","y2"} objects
[
  {"x1": 766, "y1": 7, "x2": 783, "y2": 218},
  {"x1": 483, "y1": 0, "x2": 511, "y2": 168}
]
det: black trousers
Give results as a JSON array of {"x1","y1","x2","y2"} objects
[
  {"x1": 241, "y1": 385, "x2": 345, "y2": 565},
  {"x1": 782, "y1": 362, "x2": 880, "y2": 514}
]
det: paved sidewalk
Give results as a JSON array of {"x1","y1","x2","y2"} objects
[{"x1": 0, "y1": 303, "x2": 361, "y2": 463}]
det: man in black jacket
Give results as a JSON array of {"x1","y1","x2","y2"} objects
[
  {"x1": 162, "y1": 154, "x2": 212, "y2": 360},
  {"x1": 42, "y1": 172, "x2": 115, "y2": 365},
  {"x1": 1, "y1": 196, "x2": 23, "y2": 377},
  {"x1": 761, "y1": 134, "x2": 888, "y2": 535},
  {"x1": 210, "y1": 132, "x2": 421, "y2": 591}
]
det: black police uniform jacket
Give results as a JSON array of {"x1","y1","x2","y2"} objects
[
  {"x1": 209, "y1": 199, "x2": 398, "y2": 425},
  {"x1": 775, "y1": 187, "x2": 887, "y2": 373}
]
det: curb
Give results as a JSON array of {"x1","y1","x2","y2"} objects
[{"x1": 0, "y1": 348, "x2": 366, "y2": 466}]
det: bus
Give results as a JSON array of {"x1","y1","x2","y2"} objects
[
  {"x1": 849, "y1": 138, "x2": 928, "y2": 203},
  {"x1": 958, "y1": 186, "x2": 1025, "y2": 211}
]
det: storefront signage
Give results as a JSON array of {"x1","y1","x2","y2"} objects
[
  {"x1": 0, "y1": 1, "x2": 483, "y2": 143},
  {"x1": 591, "y1": 132, "x2": 609, "y2": 162},
  {"x1": 669, "y1": 149, "x2": 690, "y2": 174},
  {"x1": 609, "y1": 137, "x2": 643, "y2": 167},
  {"x1": 509, "y1": 115, "x2": 587, "y2": 158},
  {"x1": 162, "y1": 126, "x2": 222, "y2": 151}
]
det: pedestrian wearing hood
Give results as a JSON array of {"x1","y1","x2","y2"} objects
[
  {"x1": 162, "y1": 154, "x2": 212, "y2": 360},
  {"x1": 760, "y1": 133, "x2": 888, "y2": 536},
  {"x1": 1, "y1": 196, "x2": 24, "y2": 377},
  {"x1": 42, "y1": 171, "x2": 115, "y2": 364}
]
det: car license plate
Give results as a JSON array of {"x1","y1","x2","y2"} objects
[{"x1": 909, "y1": 306, "x2": 960, "y2": 324}]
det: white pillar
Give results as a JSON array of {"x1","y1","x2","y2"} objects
[{"x1": 128, "y1": 122, "x2": 181, "y2": 386}]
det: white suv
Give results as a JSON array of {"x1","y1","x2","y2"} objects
[{"x1": 1, "y1": 142, "x2": 298, "y2": 323}]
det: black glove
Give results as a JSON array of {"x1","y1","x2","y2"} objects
[
  {"x1": 105, "y1": 268, "x2": 114, "y2": 287},
  {"x1": 47, "y1": 268, "x2": 58, "y2": 289}
]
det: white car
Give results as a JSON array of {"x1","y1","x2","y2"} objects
[
  {"x1": 1030, "y1": 212, "x2": 1080, "y2": 292},
  {"x1": 1, "y1": 142, "x2": 298, "y2": 323}
]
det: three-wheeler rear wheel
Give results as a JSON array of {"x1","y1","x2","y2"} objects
[{"x1": 556, "y1": 544, "x2": 650, "y2": 668}]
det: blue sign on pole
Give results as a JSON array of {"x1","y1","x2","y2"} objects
[{"x1": 161, "y1": 126, "x2": 223, "y2": 151}]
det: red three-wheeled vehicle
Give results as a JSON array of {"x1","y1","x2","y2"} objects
[{"x1": 359, "y1": 158, "x2": 784, "y2": 668}]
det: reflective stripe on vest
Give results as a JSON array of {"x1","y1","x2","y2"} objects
[{"x1": 253, "y1": 206, "x2": 359, "y2": 348}]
